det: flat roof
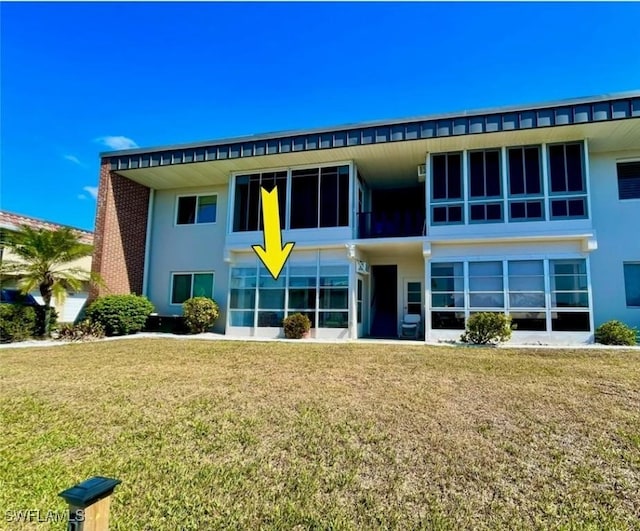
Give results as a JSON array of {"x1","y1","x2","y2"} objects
[{"x1": 104, "y1": 90, "x2": 640, "y2": 172}]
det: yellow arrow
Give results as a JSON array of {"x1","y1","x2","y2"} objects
[{"x1": 252, "y1": 186, "x2": 295, "y2": 280}]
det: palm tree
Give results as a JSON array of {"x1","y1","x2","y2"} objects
[{"x1": 0, "y1": 225, "x2": 100, "y2": 336}]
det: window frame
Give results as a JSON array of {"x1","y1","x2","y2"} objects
[
  {"x1": 506, "y1": 145, "x2": 545, "y2": 223},
  {"x1": 623, "y1": 262, "x2": 640, "y2": 308},
  {"x1": 428, "y1": 257, "x2": 591, "y2": 333},
  {"x1": 229, "y1": 161, "x2": 353, "y2": 234},
  {"x1": 174, "y1": 193, "x2": 218, "y2": 226},
  {"x1": 170, "y1": 271, "x2": 215, "y2": 306},
  {"x1": 429, "y1": 152, "x2": 465, "y2": 226},
  {"x1": 467, "y1": 149, "x2": 504, "y2": 224},
  {"x1": 617, "y1": 160, "x2": 640, "y2": 201}
]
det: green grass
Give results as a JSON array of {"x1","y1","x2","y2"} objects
[{"x1": 1, "y1": 339, "x2": 639, "y2": 530}]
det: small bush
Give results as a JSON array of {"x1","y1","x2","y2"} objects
[
  {"x1": 461, "y1": 312, "x2": 512, "y2": 345},
  {"x1": 86, "y1": 294, "x2": 154, "y2": 336},
  {"x1": 283, "y1": 313, "x2": 311, "y2": 339},
  {"x1": 0, "y1": 304, "x2": 37, "y2": 342},
  {"x1": 182, "y1": 297, "x2": 220, "y2": 334},
  {"x1": 595, "y1": 320, "x2": 638, "y2": 346},
  {"x1": 56, "y1": 320, "x2": 105, "y2": 342}
]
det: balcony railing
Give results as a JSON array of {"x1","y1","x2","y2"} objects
[{"x1": 357, "y1": 211, "x2": 425, "y2": 239}]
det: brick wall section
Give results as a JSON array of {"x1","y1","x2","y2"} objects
[{"x1": 91, "y1": 160, "x2": 150, "y2": 298}]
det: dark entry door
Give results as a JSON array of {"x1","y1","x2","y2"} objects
[{"x1": 370, "y1": 265, "x2": 397, "y2": 338}]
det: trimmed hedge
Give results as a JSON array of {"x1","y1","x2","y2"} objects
[
  {"x1": 283, "y1": 313, "x2": 311, "y2": 339},
  {"x1": 0, "y1": 305, "x2": 37, "y2": 343},
  {"x1": 461, "y1": 312, "x2": 512, "y2": 345},
  {"x1": 86, "y1": 294, "x2": 154, "y2": 336},
  {"x1": 595, "y1": 320, "x2": 638, "y2": 346},
  {"x1": 182, "y1": 297, "x2": 220, "y2": 334}
]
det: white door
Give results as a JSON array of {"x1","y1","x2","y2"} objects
[{"x1": 404, "y1": 279, "x2": 423, "y2": 317}]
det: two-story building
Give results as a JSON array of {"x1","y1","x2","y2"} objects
[{"x1": 93, "y1": 92, "x2": 640, "y2": 343}]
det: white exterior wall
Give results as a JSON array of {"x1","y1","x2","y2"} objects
[
  {"x1": 146, "y1": 185, "x2": 229, "y2": 333},
  {"x1": 589, "y1": 150, "x2": 640, "y2": 331}
]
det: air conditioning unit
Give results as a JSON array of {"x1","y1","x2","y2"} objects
[{"x1": 417, "y1": 164, "x2": 426, "y2": 182}]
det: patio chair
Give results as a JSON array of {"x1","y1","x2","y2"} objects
[{"x1": 400, "y1": 313, "x2": 421, "y2": 339}]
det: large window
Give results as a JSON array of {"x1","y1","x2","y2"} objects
[
  {"x1": 431, "y1": 262, "x2": 465, "y2": 330},
  {"x1": 468, "y1": 150, "x2": 502, "y2": 223},
  {"x1": 176, "y1": 194, "x2": 217, "y2": 225},
  {"x1": 430, "y1": 258, "x2": 591, "y2": 332},
  {"x1": 228, "y1": 263, "x2": 349, "y2": 328},
  {"x1": 548, "y1": 143, "x2": 587, "y2": 219},
  {"x1": 617, "y1": 162, "x2": 640, "y2": 200},
  {"x1": 623, "y1": 263, "x2": 640, "y2": 307},
  {"x1": 431, "y1": 153, "x2": 463, "y2": 225},
  {"x1": 233, "y1": 172, "x2": 287, "y2": 232},
  {"x1": 290, "y1": 165, "x2": 349, "y2": 229},
  {"x1": 171, "y1": 272, "x2": 214, "y2": 304},
  {"x1": 507, "y1": 146, "x2": 544, "y2": 221}
]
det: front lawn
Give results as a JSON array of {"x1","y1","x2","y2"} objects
[{"x1": 1, "y1": 340, "x2": 639, "y2": 529}]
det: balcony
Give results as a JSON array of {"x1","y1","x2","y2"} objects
[{"x1": 357, "y1": 210, "x2": 425, "y2": 239}]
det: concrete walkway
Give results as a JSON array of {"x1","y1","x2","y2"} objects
[{"x1": 1, "y1": 331, "x2": 639, "y2": 350}]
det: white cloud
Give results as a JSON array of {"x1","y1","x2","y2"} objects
[
  {"x1": 83, "y1": 186, "x2": 98, "y2": 199},
  {"x1": 78, "y1": 194, "x2": 87, "y2": 200},
  {"x1": 95, "y1": 135, "x2": 139, "y2": 150},
  {"x1": 64, "y1": 154, "x2": 82, "y2": 165}
]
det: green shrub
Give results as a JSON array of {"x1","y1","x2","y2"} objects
[
  {"x1": 0, "y1": 304, "x2": 37, "y2": 343},
  {"x1": 182, "y1": 297, "x2": 220, "y2": 334},
  {"x1": 595, "y1": 320, "x2": 638, "y2": 346},
  {"x1": 461, "y1": 312, "x2": 512, "y2": 345},
  {"x1": 56, "y1": 319, "x2": 105, "y2": 342},
  {"x1": 86, "y1": 294, "x2": 154, "y2": 336},
  {"x1": 283, "y1": 313, "x2": 311, "y2": 339}
]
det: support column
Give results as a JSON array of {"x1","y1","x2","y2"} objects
[
  {"x1": 423, "y1": 242, "x2": 432, "y2": 342},
  {"x1": 346, "y1": 244, "x2": 358, "y2": 340}
]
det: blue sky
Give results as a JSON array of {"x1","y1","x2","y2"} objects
[{"x1": 1, "y1": 2, "x2": 639, "y2": 231}]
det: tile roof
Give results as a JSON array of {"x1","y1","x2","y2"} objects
[{"x1": 0, "y1": 211, "x2": 93, "y2": 245}]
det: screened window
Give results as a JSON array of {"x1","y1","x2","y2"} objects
[
  {"x1": 624, "y1": 263, "x2": 640, "y2": 307},
  {"x1": 617, "y1": 162, "x2": 640, "y2": 200},
  {"x1": 233, "y1": 172, "x2": 287, "y2": 232},
  {"x1": 468, "y1": 150, "x2": 502, "y2": 222},
  {"x1": 548, "y1": 143, "x2": 587, "y2": 220},
  {"x1": 171, "y1": 272, "x2": 214, "y2": 304},
  {"x1": 430, "y1": 258, "x2": 591, "y2": 332},
  {"x1": 228, "y1": 264, "x2": 349, "y2": 329},
  {"x1": 431, "y1": 153, "x2": 464, "y2": 225},
  {"x1": 319, "y1": 265, "x2": 348, "y2": 328},
  {"x1": 508, "y1": 260, "x2": 545, "y2": 308},
  {"x1": 550, "y1": 260, "x2": 588, "y2": 308},
  {"x1": 290, "y1": 165, "x2": 349, "y2": 229},
  {"x1": 431, "y1": 262, "x2": 464, "y2": 308},
  {"x1": 229, "y1": 268, "x2": 257, "y2": 326},
  {"x1": 469, "y1": 261, "x2": 504, "y2": 308},
  {"x1": 508, "y1": 146, "x2": 544, "y2": 221},
  {"x1": 176, "y1": 195, "x2": 217, "y2": 224}
]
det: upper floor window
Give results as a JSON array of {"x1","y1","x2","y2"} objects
[
  {"x1": 431, "y1": 153, "x2": 463, "y2": 225},
  {"x1": 507, "y1": 146, "x2": 544, "y2": 222},
  {"x1": 617, "y1": 161, "x2": 640, "y2": 200},
  {"x1": 469, "y1": 149, "x2": 502, "y2": 223},
  {"x1": 233, "y1": 172, "x2": 287, "y2": 232},
  {"x1": 548, "y1": 142, "x2": 587, "y2": 219},
  {"x1": 176, "y1": 194, "x2": 217, "y2": 225},
  {"x1": 290, "y1": 165, "x2": 349, "y2": 229}
]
